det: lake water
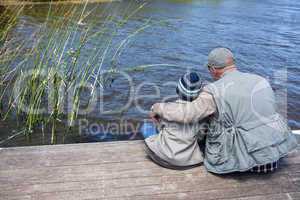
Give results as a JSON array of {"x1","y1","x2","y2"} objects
[{"x1": 0, "y1": 0, "x2": 300, "y2": 146}]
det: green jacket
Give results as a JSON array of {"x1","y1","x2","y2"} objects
[{"x1": 204, "y1": 70, "x2": 298, "y2": 173}]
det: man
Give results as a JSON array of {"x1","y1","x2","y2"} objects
[{"x1": 150, "y1": 47, "x2": 298, "y2": 174}]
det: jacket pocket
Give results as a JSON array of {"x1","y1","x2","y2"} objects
[
  {"x1": 206, "y1": 131, "x2": 231, "y2": 165},
  {"x1": 239, "y1": 115, "x2": 289, "y2": 153}
]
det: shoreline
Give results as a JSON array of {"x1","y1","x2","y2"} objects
[{"x1": 0, "y1": 0, "x2": 116, "y2": 6}]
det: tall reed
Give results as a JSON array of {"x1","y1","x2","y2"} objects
[{"x1": 0, "y1": 1, "x2": 150, "y2": 144}]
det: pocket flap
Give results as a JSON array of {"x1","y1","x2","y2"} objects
[
  {"x1": 240, "y1": 114, "x2": 281, "y2": 131},
  {"x1": 239, "y1": 116, "x2": 288, "y2": 153}
]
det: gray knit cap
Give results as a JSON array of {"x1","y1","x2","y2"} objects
[{"x1": 207, "y1": 47, "x2": 235, "y2": 69}]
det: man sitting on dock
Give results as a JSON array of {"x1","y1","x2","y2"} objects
[{"x1": 149, "y1": 47, "x2": 298, "y2": 174}]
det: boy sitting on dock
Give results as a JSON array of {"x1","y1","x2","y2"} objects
[{"x1": 142, "y1": 72, "x2": 207, "y2": 169}]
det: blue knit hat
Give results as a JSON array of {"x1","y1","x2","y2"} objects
[{"x1": 176, "y1": 72, "x2": 203, "y2": 102}]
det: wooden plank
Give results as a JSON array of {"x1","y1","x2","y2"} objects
[
  {"x1": 0, "y1": 141, "x2": 298, "y2": 170},
  {"x1": 0, "y1": 147, "x2": 299, "y2": 187},
  {"x1": 128, "y1": 191, "x2": 299, "y2": 200},
  {"x1": 0, "y1": 141, "x2": 299, "y2": 200},
  {"x1": 0, "y1": 141, "x2": 145, "y2": 155},
  {"x1": 2, "y1": 180, "x2": 297, "y2": 200},
  {"x1": 0, "y1": 141, "x2": 147, "y2": 170},
  {"x1": 289, "y1": 192, "x2": 300, "y2": 200}
]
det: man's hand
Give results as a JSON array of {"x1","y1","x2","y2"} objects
[{"x1": 151, "y1": 103, "x2": 161, "y2": 113}]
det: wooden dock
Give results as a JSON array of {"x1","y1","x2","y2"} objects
[{"x1": 0, "y1": 140, "x2": 300, "y2": 200}]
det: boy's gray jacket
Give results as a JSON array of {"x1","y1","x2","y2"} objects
[
  {"x1": 204, "y1": 70, "x2": 298, "y2": 173},
  {"x1": 145, "y1": 101, "x2": 205, "y2": 167}
]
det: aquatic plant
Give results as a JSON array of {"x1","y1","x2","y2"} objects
[{"x1": 0, "y1": 1, "x2": 151, "y2": 144}]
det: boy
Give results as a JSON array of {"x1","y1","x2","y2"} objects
[{"x1": 142, "y1": 72, "x2": 207, "y2": 169}]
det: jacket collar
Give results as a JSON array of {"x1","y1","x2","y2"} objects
[{"x1": 221, "y1": 69, "x2": 238, "y2": 78}]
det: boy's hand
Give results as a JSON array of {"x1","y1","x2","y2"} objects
[{"x1": 149, "y1": 111, "x2": 160, "y2": 123}]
